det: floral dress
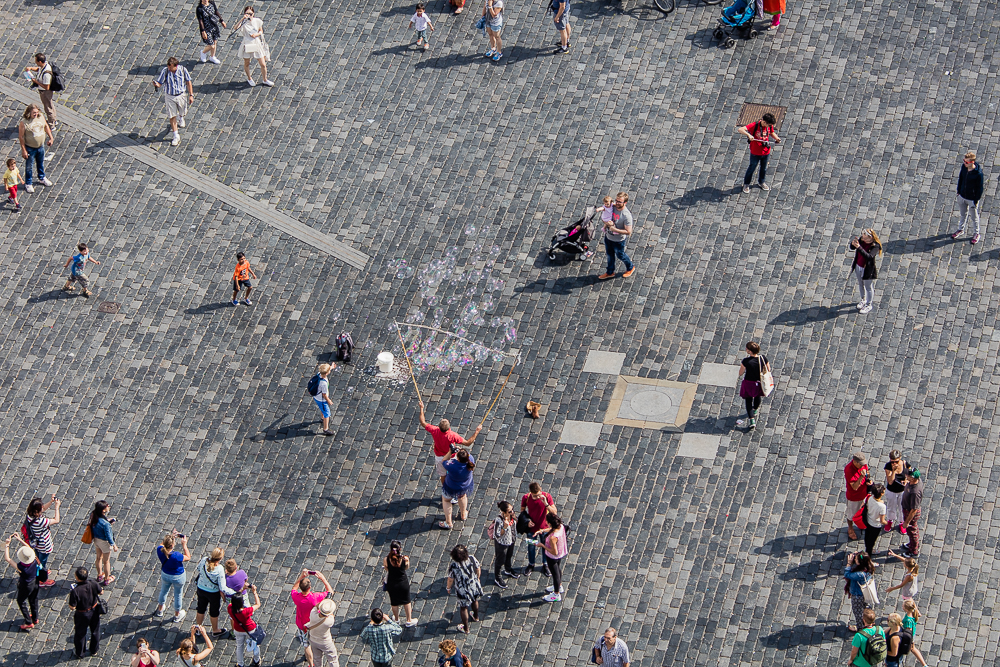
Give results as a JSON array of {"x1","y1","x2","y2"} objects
[
  {"x1": 448, "y1": 556, "x2": 483, "y2": 609},
  {"x1": 196, "y1": 1, "x2": 223, "y2": 45}
]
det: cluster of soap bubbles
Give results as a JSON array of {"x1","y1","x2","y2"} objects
[
  {"x1": 386, "y1": 258, "x2": 415, "y2": 279},
  {"x1": 394, "y1": 328, "x2": 497, "y2": 374}
]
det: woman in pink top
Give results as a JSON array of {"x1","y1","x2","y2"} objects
[
  {"x1": 538, "y1": 515, "x2": 568, "y2": 603},
  {"x1": 290, "y1": 569, "x2": 332, "y2": 667}
]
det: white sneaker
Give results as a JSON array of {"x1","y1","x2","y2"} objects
[
  {"x1": 154, "y1": 607, "x2": 164, "y2": 618},
  {"x1": 545, "y1": 585, "x2": 565, "y2": 593},
  {"x1": 25, "y1": 184, "x2": 35, "y2": 193},
  {"x1": 40, "y1": 178, "x2": 52, "y2": 187},
  {"x1": 543, "y1": 592, "x2": 561, "y2": 602},
  {"x1": 859, "y1": 304, "x2": 872, "y2": 314},
  {"x1": 171, "y1": 132, "x2": 180, "y2": 146},
  {"x1": 178, "y1": 116, "x2": 186, "y2": 128},
  {"x1": 209, "y1": 56, "x2": 221, "y2": 64},
  {"x1": 404, "y1": 619, "x2": 418, "y2": 627},
  {"x1": 247, "y1": 78, "x2": 256, "y2": 87},
  {"x1": 742, "y1": 184, "x2": 750, "y2": 194},
  {"x1": 199, "y1": 51, "x2": 208, "y2": 62},
  {"x1": 262, "y1": 79, "x2": 274, "y2": 87},
  {"x1": 856, "y1": 301, "x2": 866, "y2": 310},
  {"x1": 173, "y1": 610, "x2": 187, "y2": 623},
  {"x1": 451, "y1": 497, "x2": 459, "y2": 505}
]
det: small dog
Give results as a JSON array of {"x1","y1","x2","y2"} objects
[{"x1": 526, "y1": 401, "x2": 541, "y2": 419}]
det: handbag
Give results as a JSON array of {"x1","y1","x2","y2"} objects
[
  {"x1": 859, "y1": 573, "x2": 879, "y2": 606},
  {"x1": 759, "y1": 357, "x2": 775, "y2": 397},
  {"x1": 81, "y1": 525, "x2": 93, "y2": 545},
  {"x1": 516, "y1": 510, "x2": 532, "y2": 534},
  {"x1": 96, "y1": 596, "x2": 109, "y2": 615},
  {"x1": 244, "y1": 39, "x2": 261, "y2": 55},
  {"x1": 590, "y1": 637, "x2": 605, "y2": 663},
  {"x1": 248, "y1": 624, "x2": 267, "y2": 645}
]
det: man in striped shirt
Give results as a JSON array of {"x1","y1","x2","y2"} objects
[
  {"x1": 153, "y1": 57, "x2": 194, "y2": 146},
  {"x1": 593, "y1": 628, "x2": 630, "y2": 667}
]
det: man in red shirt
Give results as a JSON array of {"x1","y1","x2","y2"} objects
[
  {"x1": 521, "y1": 482, "x2": 557, "y2": 575},
  {"x1": 844, "y1": 453, "x2": 869, "y2": 541},
  {"x1": 737, "y1": 112, "x2": 782, "y2": 194},
  {"x1": 418, "y1": 401, "x2": 481, "y2": 487}
]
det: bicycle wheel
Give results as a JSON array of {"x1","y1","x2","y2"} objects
[
  {"x1": 653, "y1": 0, "x2": 675, "y2": 13},
  {"x1": 702, "y1": 0, "x2": 723, "y2": 5}
]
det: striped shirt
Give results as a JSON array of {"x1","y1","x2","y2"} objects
[
  {"x1": 595, "y1": 638, "x2": 630, "y2": 667},
  {"x1": 155, "y1": 66, "x2": 192, "y2": 97},
  {"x1": 26, "y1": 515, "x2": 53, "y2": 553}
]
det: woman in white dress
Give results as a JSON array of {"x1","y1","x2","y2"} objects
[{"x1": 237, "y1": 6, "x2": 273, "y2": 87}]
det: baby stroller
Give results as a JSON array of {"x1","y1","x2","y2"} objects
[
  {"x1": 546, "y1": 206, "x2": 595, "y2": 260},
  {"x1": 712, "y1": 0, "x2": 760, "y2": 48}
]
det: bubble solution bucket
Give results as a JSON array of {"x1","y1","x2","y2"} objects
[{"x1": 377, "y1": 352, "x2": 395, "y2": 374}]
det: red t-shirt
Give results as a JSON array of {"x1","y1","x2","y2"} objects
[
  {"x1": 844, "y1": 462, "x2": 869, "y2": 501},
  {"x1": 746, "y1": 122, "x2": 773, "y2": 156},
  {"x1": 425, "y1": 424, "x2": 464, "y2": 457},
  {"x1": 227, "y1": 604, "x2": 257, "y2": 632},
  {"x1": 521, "y1": 492, "x2": 554, "y2": 531}
]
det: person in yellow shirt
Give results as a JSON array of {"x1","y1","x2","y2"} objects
[{"x1": 4, "y1": 158, "x2": 26, "y2": 211}]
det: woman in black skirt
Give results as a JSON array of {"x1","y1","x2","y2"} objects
[
  {"x1": 737, "y1": 341, "x2": 770, "y2": 430},
  {"x1": 196, "y1": 0, "x2": 227, "y2": 64},
  {"x1": 384, "y1": 540, "x2": 417, "y2": 626}
]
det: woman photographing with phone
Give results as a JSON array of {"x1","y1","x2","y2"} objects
[
  {"x1": 236, "y1": 6, "x2": 273, "y2": 87},
  {"x1": 849, "y1": 228, "x2": 883, "y2": 315},
  {"x1": 131, "y1": 638, "x2": 161, "y2": 667},
  {"x1": 177, "y1": 626, "x2": 214, "y2": 667}
]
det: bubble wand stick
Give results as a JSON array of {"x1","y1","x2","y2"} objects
[{"x1": 395, "y1": 322, "x2": 424, "y2": 406}]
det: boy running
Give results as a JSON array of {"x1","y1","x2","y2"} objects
[
  {"x1": 4, "y1": 158, "x2": 25, "y2": 210},
  {"x1": 63, "y1": 243, "x2": 101, "y2": 297},
  {"x1": 231, "y1": 252, "x2": 258, "y2": 306}
]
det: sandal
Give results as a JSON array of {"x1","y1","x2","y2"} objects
[
  {"x1": 105, "y1": 575, "x2": 116, "y2": 584},
  {"x1": 456, "y1": 624, "x2": 468, "y2": 634},
  {"x1": 438, "y1": 521, "x2": 452, "y2": 530},
  {"x1": 847, "y1": 625, "x2": 857, "y2": 633}
]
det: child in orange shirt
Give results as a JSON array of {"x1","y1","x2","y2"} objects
[{"x1": 231, "y1": 252, "x2": 258, "y2": 306}]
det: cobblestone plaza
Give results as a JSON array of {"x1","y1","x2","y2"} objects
[{"x1": 0, "y1": 0, "x2": 998, "y2": 665}]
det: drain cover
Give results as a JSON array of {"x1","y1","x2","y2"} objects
[
  {"x1": 737, "y1": 103, "x2": 787, "y2": 130},
  {"x1": 97, "y1": 302, "x2": 121, "y2": 314}
]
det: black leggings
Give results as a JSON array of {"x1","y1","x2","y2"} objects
[
  {"x1": 745, "y1": 396, "x2": 761, "y2": 418},
  {"x1": 494, "y1": 542, "x2": 515, "y2": 580},
  {"x1": 17, "y1": 581, "x2": 39, "y2": 624},
  {"x1": 864, "y1": 525, "x2": 883, "y2": 556},
  {"x1": 545, "y1": 555, "x2": 564, "y2": 594}
]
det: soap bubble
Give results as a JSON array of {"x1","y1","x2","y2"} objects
[
  {"x1": 396, "y1": 263, "x2": 415, "y2": 279},
  {"x1": 481, "y1": 297, "x2": 495, "y2": 312},
  {"x1": 492, "y1": 351, "x2": 506, "y2": 363},
  {"x1": 461, "y1": 303, "x2": 480, "y2": 324},
  {"x1": 490, "y1": 317, "x2": 503, "y2": 328},
  {"x1": 490, "y1": 279, "x2": 505, "y2": 292},
  {"x1": 425, "y1": 296, "x2": 438, "y2": 307},
  {"x1": 405, "y1": 311, "x2": 425, "y2": 324},
  {"x1": 505, "y1": 326, "x2": 517, "y2": 342},
  {"x1": 447, "y1": 296, "x2": 458, "y2": 305},
  {"x1": 491, "y1": 245, "x2": 501, "y2": 255},
  {"x1": 475, "y1": 345, "x2": 491, "y2": 362},
  {"x1": 465, "y1": 224, "x2": 477, "y2": 236}
]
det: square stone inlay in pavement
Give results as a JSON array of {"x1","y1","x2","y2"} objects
[
  {"x1": 559, "y1": 420, "x2": 603, "y2": 446},
  {"x1": 677, "y1": 433, "x2": 722, "y2": 459},
  {"x1": 737, "y1": 102, "x2": 788, "y2": 130},
  {"x1": 582, "y1": 350, "x2": 626, "y2": 375},
  {"x1": 605, "y1": 376, "x2": 697, "y2": 431},
  {"x1": 697, "y1": 362, "x2": 739, "y2": 388}
]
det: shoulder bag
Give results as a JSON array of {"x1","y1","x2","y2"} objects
[
  {"x1": 860, "y1": 572, "x2": 879, "y2": 606},
  {"x1": 81, "y1": 524, "x2": 94, "y2": 544},
  {"x1": 760, "y1": 357, "x2": 775, "y2": 397},
  {"x1": 851, "y1": 495, "x2": 871, "y2": 531}
]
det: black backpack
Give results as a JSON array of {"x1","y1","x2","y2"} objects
[
  {"x1": 516, "y1": 510, "x2": 532, "y2": 535},
  {"x1": 306, "y1": 373, "x2": 323, "y2": 397},
  {"x1": 336, "y1": 332, "x2": 354, "y2": 363},
  {"x1": 50, "y1": 63, "x2": 66, "y2": 92},
  {"x1": 895, "y1": 629, "x2": 912, "y2": 656}
]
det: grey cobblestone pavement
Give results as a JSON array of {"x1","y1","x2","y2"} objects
[{"x1": 0, "y1": 0, "x2": 999, "y2": 664}]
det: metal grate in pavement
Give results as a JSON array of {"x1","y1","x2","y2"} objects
[
  {"x1": 97, "y1": 302, "x2": 121, "y2": 314},
  {"x1": 736, "y1": 103, "x2": 787, "y2": 130},
  {"x1": 0, "y1": 78, "x2": 369, "y2": 270}
]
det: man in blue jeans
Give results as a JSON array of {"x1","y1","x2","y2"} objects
[
  {"x1": 738, "y1": 112, "x2": 782, "y2": 193},
  {"x1": 598, "y1": 191, "x2": 635, "y2": 280}
]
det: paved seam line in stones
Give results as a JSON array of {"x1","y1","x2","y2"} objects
[{"x1": 0, "y1": 77, "x2": 370, "y2": 270}]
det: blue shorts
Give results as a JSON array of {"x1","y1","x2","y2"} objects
[{"x1": 314, "y1": 397, "x2": 330, "y2": 418}]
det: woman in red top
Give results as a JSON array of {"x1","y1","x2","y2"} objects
[{"x1": 227, "y1": 585, "x2": 262, "y2": 667}]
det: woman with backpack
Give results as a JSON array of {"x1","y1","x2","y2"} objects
[
  {"x1": 440, "y1": 449, "x2": 476, "y2": 531},
  {"x1": 885, "y1": 613, "x2": 911, "y2": 667},
  {"x1": 490, "y1": 501, "x2": 518, "y2": 589},
  {"x1": 89, "y1": 500, "x2": 119, "y2": 584},
  {"x1": 24, "y1": 495, "x2": 60, "y2": 587},
  {"x1": 844, "y1": 551, "x2": 876, "y2": 632},
  {"x1": 195, "y1": 548, "x2": 238, "y2": 638}
]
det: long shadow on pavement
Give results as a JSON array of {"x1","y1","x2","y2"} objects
[
  {"x1": 883, "y1": 233, "x2": 960, "y2": 255},
  {"x1": 769, "y1": 303, "x2": 855, "y2": 326},
  {"x1": 515, "y1": 274, "x2": 601, "y2": 295},
  {"x1": 666, "y1": 185, "x2": 738, "y2": 210},
  {"x1": 758, "y1": 621, "x2": 849, "y2": 649}
]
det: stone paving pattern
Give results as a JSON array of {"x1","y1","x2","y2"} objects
[{"x1": 0, "y1": 0, "x2": 999, "y2": 665}]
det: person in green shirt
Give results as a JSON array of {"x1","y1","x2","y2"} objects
[{"x1": 850, "y1": 609, "x2": 886, "y2": 667}]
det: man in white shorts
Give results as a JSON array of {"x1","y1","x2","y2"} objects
[
  {"x1": 418, "y1": 401, "x2": 481, "y2": 495},
  {"x1": 153, "y1": 57, "x2": 194, "y2": 146}
]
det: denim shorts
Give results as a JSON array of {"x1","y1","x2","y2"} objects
[
  {"x1": 314, "y1": 397, "x2": 331, "y2": 418},
  {"x1": 416, "y1": 29, "x2": 428, "y2": 40}
]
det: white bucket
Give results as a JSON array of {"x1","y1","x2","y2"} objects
[{"x1": 376, "y1": 352, "x2": 395, "y2": 374}]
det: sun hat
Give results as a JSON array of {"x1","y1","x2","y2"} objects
[
  {"x1": 316, "y1": 598, "x2": 337, "y2": 617},
  {"x1": 17, "y1": 546, "x2": 35, "y2": 564}
]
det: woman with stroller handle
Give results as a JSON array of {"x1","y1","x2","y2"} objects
[
  {"x1": 850, "y1": 228, "x2": 882, "y2": 314},
  {"x1": 736, "y1": 342, "x2": 770, "y2": 430}
]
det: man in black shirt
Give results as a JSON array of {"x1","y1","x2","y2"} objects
[{"x1": 67, "y1": 567, "x2": 103, "y2": 657}]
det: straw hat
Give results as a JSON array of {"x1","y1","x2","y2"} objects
[
  {"x1": 17, "y1": 546, "x2": 35, "y2": 564},
  {"x1": 316, "y1": 598, "x2": 337, "y2": 617}
]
